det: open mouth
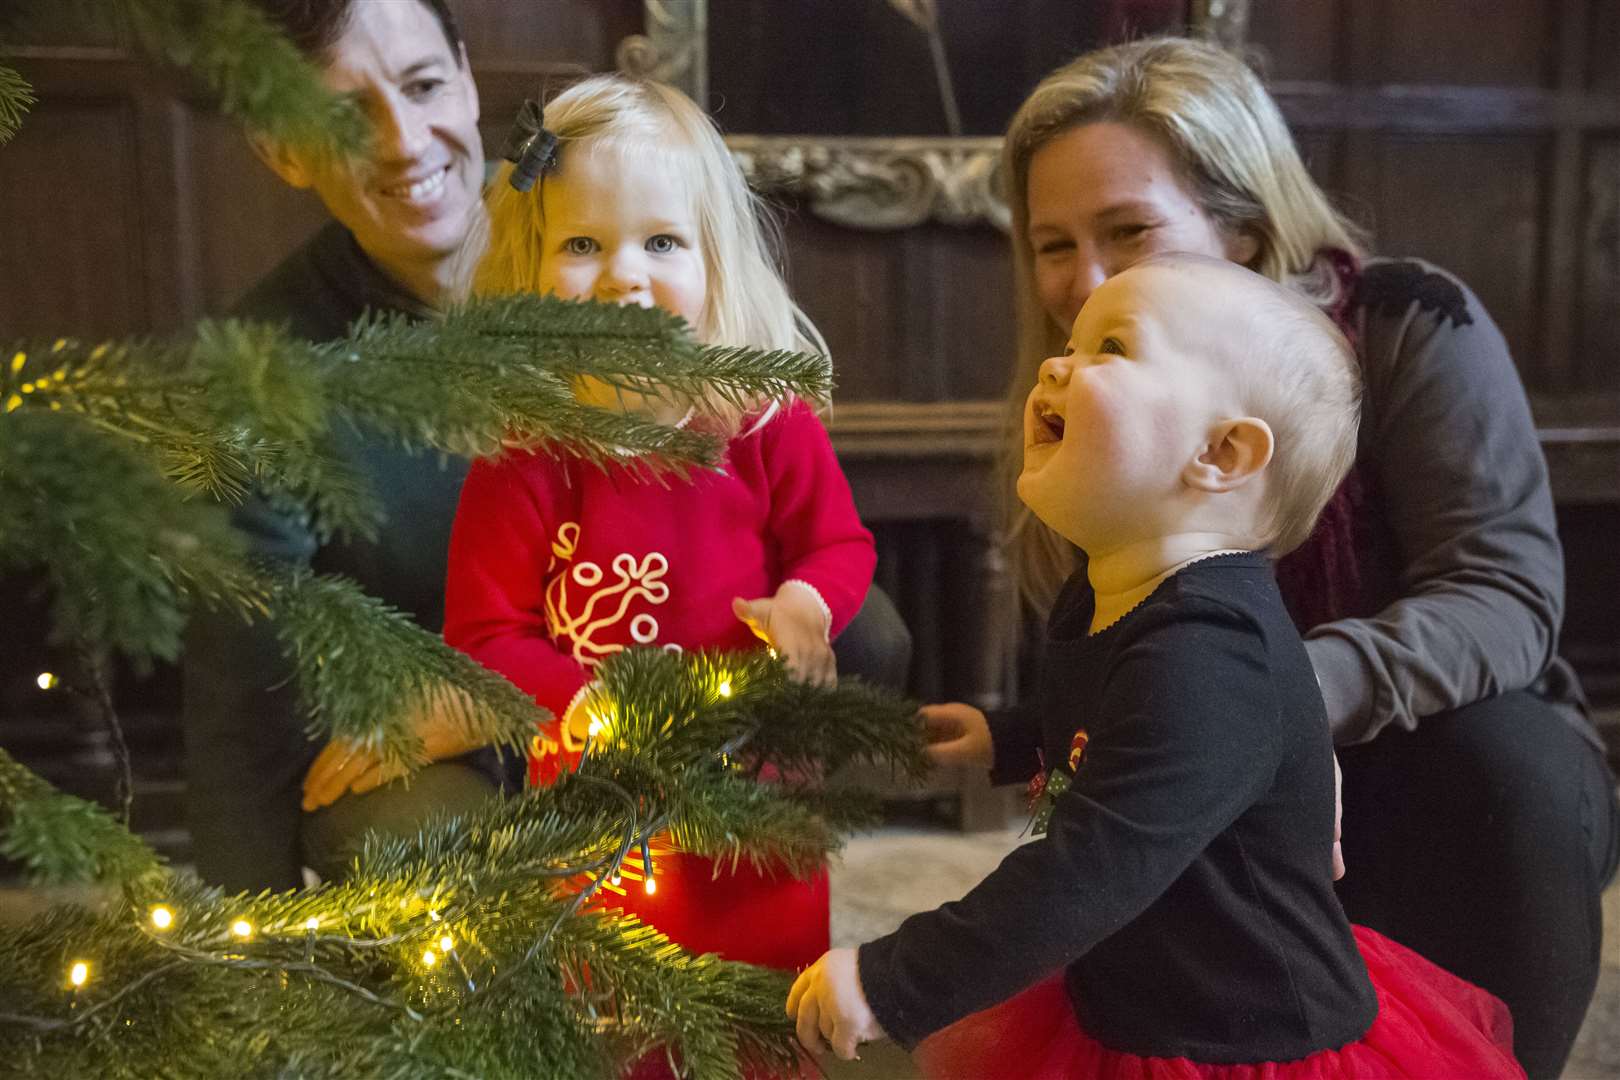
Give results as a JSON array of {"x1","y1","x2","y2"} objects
[
  {"x1": 378, "y1": 163, "x2": 450, "y2": 202},
  {"x1": 1031, "y1": 399, "x2": 1065, "y2": 445}
]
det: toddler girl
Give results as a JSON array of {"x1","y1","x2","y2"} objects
[{"x1": 444, "y1": 75, "x2": 875, "y2": 980}]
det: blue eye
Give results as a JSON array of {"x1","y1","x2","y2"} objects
[
  {"x1": 646, "y1": 234, "x2": 678, "y2": 254},
  {"x1": 563, "y1": 236, "x2": 597, "y2": 256}
]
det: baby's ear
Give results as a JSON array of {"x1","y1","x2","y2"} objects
[{"x1": 1182, "y1": 417, "x2": 1273, "y2": 492}]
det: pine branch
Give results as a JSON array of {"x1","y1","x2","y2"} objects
[
  {"x1": 0, "y1": 410, "x2": 268, "y2": 667},
  {"x1": 8, "y1": 0, "x2": 367, "y2": 158},
  {"x1": 0, "y1": 747, "x2": 161, "y2": 885},
  {"x1": 434, "y1": 295, "x2": 834, "y2": 416},
  {"x1": 0, "y1": 64, "x2": 34, "y2": 144},
  {"x1": 273, "y1": 573, "x2": 543, "y2": 771}
]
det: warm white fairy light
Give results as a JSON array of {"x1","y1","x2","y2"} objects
[
  {"x1": 644, "y1": 876, "x2": 657, "y2": 895},
  {"x1": 68, "y1": 961, "x2": 89, "y2": 987},
  {"x1": 422, "y1": 948, "x2": 437, "y2": 967},
  {"x1": 36, "y1": 672, "x2": 57, "y2": 690},
  {"x1": 717, "y1": 679, "x2": 732, "y2": 698},
  {"x1": 305, "y1": 917, "x2": 320, "y2": 931},
  {"x1": 150, "y1": 906, "x2": 173, "y2": 930},
  {"x1": 231, "y1": 919, "x2": 253, "y2": 940},
  {"x1": 438, "y1": 935, "x2": 454, "y2": 953}
]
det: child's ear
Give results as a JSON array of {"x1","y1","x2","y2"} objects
[
  {"x1": 250, "y1": 135, "x2": 314, "y2": 190},
  {"x1": 1183, "y1": 417, "x2": 1274, "y2": 492}
]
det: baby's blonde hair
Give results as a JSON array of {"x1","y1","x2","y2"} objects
[
  {"x1": 1002, "y1": 37, "x2": 1366, "y2": 610},
  {"x1": 1136, "y1": 255, "x2": 1361, "y2": 556},
  {"x1": 469, "y1": 75, "x2": 826, "y2": 425}
]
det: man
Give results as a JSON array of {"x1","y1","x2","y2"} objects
[{"x1": 185, "y1": 0, "x2": 911, "y2": 892}]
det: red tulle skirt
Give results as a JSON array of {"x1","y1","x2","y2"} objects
[
  {"x1": 613, "y1": 851, "x2": 827, "y2": 1080},
  {"x1": 914, "y1": 926, "x2": 1524, "y2": 1079}
]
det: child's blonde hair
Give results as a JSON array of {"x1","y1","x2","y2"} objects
[
  {"x1": 1001, "y1": 37, "x2": 1366, "y2": 610},
  {"x1": 469, "y1": 75, "x2": 826, "y2": 427},
  {"x1": 1143, "y1": 255, "x2": 1361, "y2": 556}
]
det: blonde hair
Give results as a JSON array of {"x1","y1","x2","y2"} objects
[
  {"x1": 468, "y1": 74, "x2": 826, "y2": 426},
  {"x1": 1141, "y1": 255, "x2": 1361, "y2": 556},
  {"x1": 1002, "y1": 36, "x2": 1366, "y2": 610}
]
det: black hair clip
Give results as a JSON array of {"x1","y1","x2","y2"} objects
[{"x1": 502, "y1": 99, "x2": 559, "y2": 193}]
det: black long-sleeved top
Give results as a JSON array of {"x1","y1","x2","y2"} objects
[{"x1": 859, "y1": 553, "x2": 1378, "y2": 1062}]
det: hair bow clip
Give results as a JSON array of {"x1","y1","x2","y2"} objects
[{"x1": 502, "y1": 99, "x2": 559, "y2": 193}]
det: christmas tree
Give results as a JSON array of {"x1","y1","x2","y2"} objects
[{"x1": 0, "y1": 4, "x2": 924, "y2": 1076}]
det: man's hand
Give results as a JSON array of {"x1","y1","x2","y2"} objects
[
  {"x1": 920, "y1": 702, "x2": 993, "y2": 769},
  {"x1": 301, "y1": 689, "x2": 484, "y2": 812},
  {"x1": 786, "y1": 947, "x2": 886, "y2": 1060},
  {"x1": 733, "y1": 582, "x2": 836, "y2": 687}
]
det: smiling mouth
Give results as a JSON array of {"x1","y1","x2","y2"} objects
[
  {"x1": 378, "y1": 163, "x2": 450, "y2": 202},
  {"x1": 1030, "y1": 400, "x2": 1065, "y2": 446}
]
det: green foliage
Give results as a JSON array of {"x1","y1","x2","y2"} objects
[
  {"x1": 0, "y1": 408, "x2": 264, "y2": 667},
  {"x1": 275, "y1": 572, "x2": 541, "y2": 770},
  {"x1": 0, "y1": 64, "x2": 33, "y2": 144},
  {"x1": 0, "y1": 652, "x2": 925, "y2": 1078},
  {"x1": 5, "y1": 0, "x2": 368, "y2": 159},
  {"x1": 0, "y1": 748, "x2": 162, "y2": 885}
]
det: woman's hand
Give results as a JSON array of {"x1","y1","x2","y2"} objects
[
  {"x1": 301, "y1": 689, "x2": 483, "y2": 812},
  {"x1": 733, "y1": 582, "x2": 836, "y2": 687},
  {"x1": 1332, "y1": 752, "x2": 1345, "y2": 880},
  {"x1": 920, "y1": 702, "x2": 994, "y2": 769},
  {"x1": 787, "y1": 947, "x2": 887, "y2": 1060}
]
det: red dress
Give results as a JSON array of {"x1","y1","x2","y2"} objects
[
  {"x1": 915, "y1": 925, "x2": 1523, "y2": 1080},
  {"x1": 444, "y1": 400, "x2": 871, "y2": 977}
]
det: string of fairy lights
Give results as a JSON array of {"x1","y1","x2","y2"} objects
[{"x1": 5, "y1": 665, "x2": 758, "y2": 1035}]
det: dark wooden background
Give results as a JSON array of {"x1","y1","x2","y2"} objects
[{"x1": 2, "y1": 0, "x2": 1616, "y2": 854}]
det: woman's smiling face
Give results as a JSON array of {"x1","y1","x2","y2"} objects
[{"x1": 1025, "y1": 121, "x2": 1255, "y2": 336}]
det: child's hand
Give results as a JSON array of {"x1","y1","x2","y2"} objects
[
  {"x1": 733, "y1": 583, "x2": 836, "y2": 687},
  {"x1": 786, "y1": 947, "x2": 887, "y2": 1060},
  {"x1": 920, "y1": 702, "x2": 993, "y2": 769}
]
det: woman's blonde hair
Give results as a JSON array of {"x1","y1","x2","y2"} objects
[
  {"x1": 1002, "y1": 36, "x2": 1366, "y2": 611},
  {"x1": 467, "y1": 74, "x2": 826, "y2": 426}
]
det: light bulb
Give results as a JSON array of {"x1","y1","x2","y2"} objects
[
  {"x1": 644, "y1": 876, "x2": 657, "y2": 896},
  {"x1": 231, "y1": 919, "x2": 253, "y2": 939},
  {"x1": 149, "y1": 906, "x2": 173, "y2": 930},
  {"x1": 717, "y1": 679, "x2": 732, "y2": 698},
  {"x1": 305, "y1": 917, "x2": 319, "y2": 931},
  {"x1": 68, "y1": 961, "x2": 89, "y2": 987},
  {"x1": 422, "y1": 949, "x2": 437, "y2": 967},
  {"x1": 439, "y1": 935, "x2": 453, "y2": 952},
  {"x1": 36, "y1": 672, "x2": 57, "y2": 690}
]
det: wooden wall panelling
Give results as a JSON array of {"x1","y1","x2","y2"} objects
[
  {"x1": 0, "y1": 54, "x2": 152, "y2": 338},
  {"x1": 1577, "y1": 135, "x2": 1620, "y2": 395}
]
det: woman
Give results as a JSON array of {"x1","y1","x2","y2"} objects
[{"x1": 984, "y1": 36, "x2": 1616, "y2": 1079}]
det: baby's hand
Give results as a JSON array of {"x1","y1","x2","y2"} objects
[
  {"x1": 786, "y1": 947, "x2": 886, "y2": 1060},
  {"x1": 733, "y1": 583, "x2": 836, "y2": 687},
  {"x1": 920, "y1": 702, "x2": 994, "y2": 769}
]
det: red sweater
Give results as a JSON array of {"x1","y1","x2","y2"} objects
[{"x1": 444, "y1": 399, "x2": 876, "y2": 737}]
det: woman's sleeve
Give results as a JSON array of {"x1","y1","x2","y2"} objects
[
  {"x1": 1306, "y1": 263, "x2": 1566, "y2": 744},
  {"x1": 443, "y1": 455, "x2": 591, "y2": 724},
  {"x1": 759, "y1": 400, "x2": 877, "y2": 638},
  {"x1": 857, "y1": 602, "x2": 1280, "y2": 1047}
]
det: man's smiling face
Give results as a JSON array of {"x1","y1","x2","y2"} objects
[{"x1": 261, "y1": 0, "x2": 483, "y2": 290}]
